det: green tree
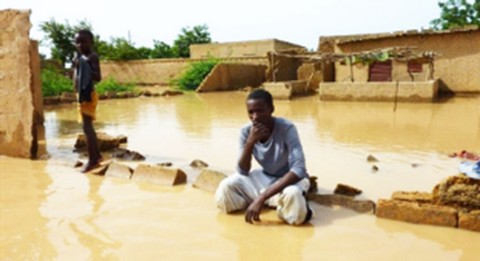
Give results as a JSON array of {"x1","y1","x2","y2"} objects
[
  {"x1": 430, "y1": 0, "x2": 480, "y2": 30},
  {"x1": 96, "y1": 37, "x2": 149, "y2": 60},
  {"x1": 151, "y1": 40, "x2": 174, "y2": 58},
  {"x1": 39, "y1": 19, "x2": 92, "y2": 67},
  {"x1": 172, "y1": 25, "x2": 211, "y2": 57}
]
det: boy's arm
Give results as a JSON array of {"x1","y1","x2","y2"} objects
[
  {"x1": 72, "y1": 56, "x2": 79, "y2": 92},
  {"x1": 88, "y1": 54, "x2": 101, "y2": 82}
]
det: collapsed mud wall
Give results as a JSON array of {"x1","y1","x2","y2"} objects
[
  {"x1": 196, "y1": 63, "x2": 267, "y2": 92},
  {"x1": 101, "y1": 57, "x2": 268, "y2": 85},
  {"x1": 0, "y1": 9, "x2": 44, "y2": 158},
  {"x1": 266, "y1": 52, "x2": 303, "y2": 82}
]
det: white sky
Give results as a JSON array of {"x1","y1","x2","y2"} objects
[{"x1": 1, "y1": 0, "x2": 454, "y2": 56}]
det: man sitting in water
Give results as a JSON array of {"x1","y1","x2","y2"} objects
[{"x1": 215, "y1": 89, "x2": 313, "y2": 225}]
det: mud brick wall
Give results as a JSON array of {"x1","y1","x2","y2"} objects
[
  {"x1": 190, "y1": 39, "x2": 305, "y2": 59},
  {"x1": 0, "y1": 9, "x2": 42, "y2": 158},
  {"x1": 196, "y1": 63, "x2": 266, "y2": 92},
  {"x1": 100, "y1": 57, "x2": 268, "y2": 85}
]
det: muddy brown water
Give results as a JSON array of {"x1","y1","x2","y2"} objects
[{"x1": 1, "y1": 92, "x2": 479, "y2": 260}]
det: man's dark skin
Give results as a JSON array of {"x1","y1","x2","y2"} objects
[
  {"x1": 73, "y1": 31, "x2": 102, "y2": 173},
  {"x1": 239, "y1": 98, "x2": 301, "y2": 224}
]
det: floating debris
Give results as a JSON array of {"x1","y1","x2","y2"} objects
[
  {"x1": 367, "y1": 154, "x2": 379, "y2": 163},
  {"x1": 157, "y1": 162, "x2": 173, "y2": 167}
]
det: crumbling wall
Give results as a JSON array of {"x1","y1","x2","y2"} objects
[
  {"x1": 297, "y1": 63, "x2": 323, "y2": 89},
  {"x1": 101, "y1": 57, "x2": 268, "y2": 85},
  {"x1": 266, "y1": 52, "x2": 303, "y2": 82},
  {"x1": 0, "y1": 9, "x2": 42, "y2": 158},
  {"x1": 196, "y1": 63, "x2": 266, "y2": 92},
  {"x1": 319, "y1": 80, "x2": 439, "y2": 102}
]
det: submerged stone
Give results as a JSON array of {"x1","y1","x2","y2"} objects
[
  {"x1": 132, "y1": 164, "x2": 187, "y2": 186},
  {"x1": 74, "y1": 161, "x2": 83, "y2": 168},
  {"x1": 192, "y1": 169, "x2": 227, "y2": 192},
  {"x1": 309, "y1": 194, "x2": 375, "y2": 214},
  {"x1": 157, "y1": 162, "x2": 173, "y2": 167},
  {"x1": 190, "y1": 159, "x2": 209, "y2": 168},
  {"x1": 111, "y1": 148, "x2": 145, "y2": 161},
  {"x1": 74, "y1": 132, "x2": 127, "y2": 152},
  {"x1": 105, "y1": 162, "x2": 133, "y2": 179},
  {"x1": 367, "y1": 155, "x2": 379, "y2": 162}
]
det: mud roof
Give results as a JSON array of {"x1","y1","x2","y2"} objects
[
  {"x1": 191, "y1": 38, "x2": 305, "y2": 49},
  {"x1": 318, "y1": 25, "x2": 480, "y2": 49}
]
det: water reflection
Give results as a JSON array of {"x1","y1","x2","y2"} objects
[
  {"x1": 376, "y1": 218, "x2": 478, "y2": 261},
  {"x1": 0, "y1": 159, "x2": 56, "y2": 259},
  {"x1": 40, "y1": 163, "x2": 121, "y2": 259},
  {"x1": 314, "y1": 97, "x2": 480, "y2": 152},
  {"x1": 33, "y1": 92, "x2": 480, "y2": 259},
  {"x1": 174, "y1": 93, "x2": 213, "y2": 138},
  {"x1": 216, "y1": 211, "x2": 314, "y2": 260}
]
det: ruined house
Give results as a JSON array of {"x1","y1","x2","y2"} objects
[
  {"x1": 319, "y1": 27, "x2": 480, "y2": 95},
  {"x1": 262, "y1": 26, "x2": 480, "y2": 102}
]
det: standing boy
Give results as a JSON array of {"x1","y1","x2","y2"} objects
[
  {"x1": 73, "y1": 29, "x2": 102, "y2": 172},
  {"x1": 215, "y1": 89, "x2": 313, "y2": 225}
]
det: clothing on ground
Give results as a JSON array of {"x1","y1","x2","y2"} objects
[{"x1": 459, "y1": 160, "x2": 480, "y2": 179}]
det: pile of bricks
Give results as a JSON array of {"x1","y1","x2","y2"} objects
[{"x1": 376, "y1": 175, "x2": 480, "y2": 232}]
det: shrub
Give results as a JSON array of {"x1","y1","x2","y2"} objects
[
  {"x1": 95, "y1": 77, "x2": 135, "y2": 95},
  {"x1": 41, "y1": 68, "x2": 73, "y2": 97},
  {"x1": 174, "y1": 58, "x2": 219, "y2": 90}
]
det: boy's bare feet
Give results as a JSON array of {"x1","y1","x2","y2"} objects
[{"x1": 80, "y1": 157, "x2": 103, "y2": 173}]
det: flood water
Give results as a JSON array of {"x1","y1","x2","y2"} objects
[{"x1": 1, "y1": 91, "x2": 479, "y2": 260}]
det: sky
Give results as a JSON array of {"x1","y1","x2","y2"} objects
[{"x1": 0, "y1": 0, "x2": 453, "y2": 56}]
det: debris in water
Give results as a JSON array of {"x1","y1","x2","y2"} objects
[{"x1": 367, "y1": 154, "x2": 379, "y2": 163}]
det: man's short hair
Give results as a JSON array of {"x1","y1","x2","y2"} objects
[
  {"x1": 247, "y1": 89, "x2": 273, "y2": 108},
  {"x1": 78, "y1": 29, "x2": 94, "y2": 43}
]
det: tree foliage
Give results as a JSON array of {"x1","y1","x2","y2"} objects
[
  {"x1": 151, "y1": 40, "x2": 174, "y2": 58},
  {"x1": 430, "y1": 0, "x2": 480, "y2": 30},
  {"x1": 40, "y1": 19, "x2": 212, "y2": 62},
  {"x1": 172, "y1": 25, "x2": 212, "y2": 57},
  {"x1": 96, "y1": 37, "x2": 144, "y2": 60},
  {"x1": 39, "y1": 19, "x2": 92, "y2": 66}
]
